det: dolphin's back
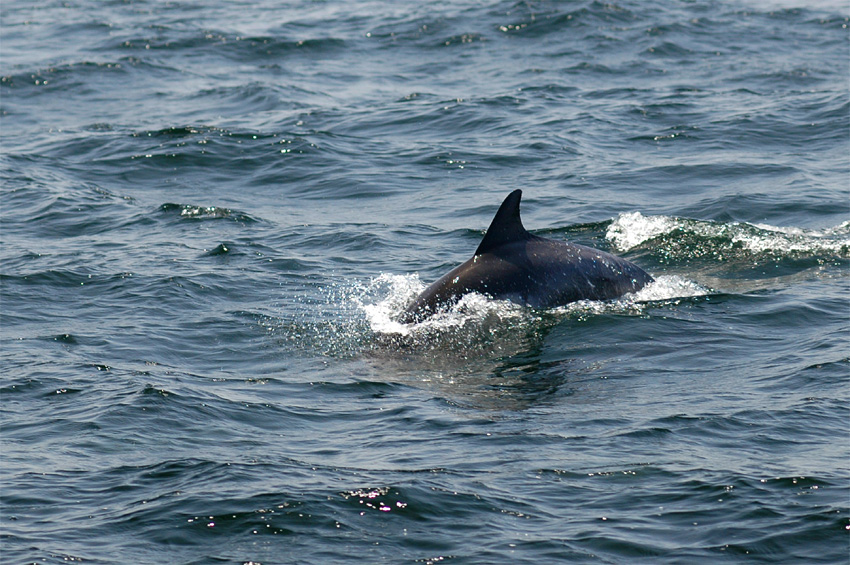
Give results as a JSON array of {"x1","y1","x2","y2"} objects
[
  {"x1": 400, "y1": 190, "x2": 653, "y2": 323},
  {"x1": 520, "y1": 238, "x2": 653, "y2": 307}
]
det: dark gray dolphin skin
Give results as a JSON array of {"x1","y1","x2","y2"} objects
[{"x1": 400, "y1": 189, "x2": 654, "y2": 323}]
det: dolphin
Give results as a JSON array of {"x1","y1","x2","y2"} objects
[{"x1": 400, "y1": 189, "x2": 654, "y2": 323}]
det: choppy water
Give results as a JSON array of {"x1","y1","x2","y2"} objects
[{"x1": 2, "y1": 0, "x2": 849, "y2": 563}]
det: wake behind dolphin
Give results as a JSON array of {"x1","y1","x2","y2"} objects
[{"x1": 400, "y1": 190, "x2": 654, "y2": 323}]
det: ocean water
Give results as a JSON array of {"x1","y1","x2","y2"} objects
[{"x1": 1, "y1": 0, "x2": 849, "y2": 563}]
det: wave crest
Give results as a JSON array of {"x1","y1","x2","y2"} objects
[{"x1": 607, "y1": 211, "x2": 850, "y2": 259}]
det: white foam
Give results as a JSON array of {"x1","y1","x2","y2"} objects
[
  {"x1": 606, "y1": 211, "x2": 677, "y2": 251},
  {"x1": 632, "y1": 275, "x2": 711, "y2": 302},
  {"x1": 742, "y1": 220, "x2": 850, "y2": 254},
  {"x1": 607, "y1": 212, "x2": 850, "y2": 256}
]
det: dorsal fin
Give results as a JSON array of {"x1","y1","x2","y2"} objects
[{"x1": 474, "y1": 189, "x2": 532, "y2": 256}]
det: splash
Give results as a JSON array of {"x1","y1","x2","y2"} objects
[
  {"x1": 354, "y1": 273, "x2": 709, "y2": 338},
  {"x1": 356, "y1": 273, "x2": 424, "y2": 336},
  {"x1": 355, "y1": 273, "x2": 531, "y2": 338}
]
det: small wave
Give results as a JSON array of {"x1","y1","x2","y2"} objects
[
  {"x1": 607, "y1": 211, "x2": 850, "y2": 258},
  {"x1": 132, "y1": 125, "x2": 284, "y2": 142},
  {"x1": 127, "y1": 126, "x2": 317, "y2": 168},
  {"x1": 109, "y1": 29, "x2": 347, "y2": 60},
  {"x1": 0, "y1": 61, "x2": 125, "y2": 91},
  {"x1": 157, "y1": 203, "x2": 257, "y2": 223},
  {"x1": 495, "y1": 2, "x2": 638, "y2": 38}
]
